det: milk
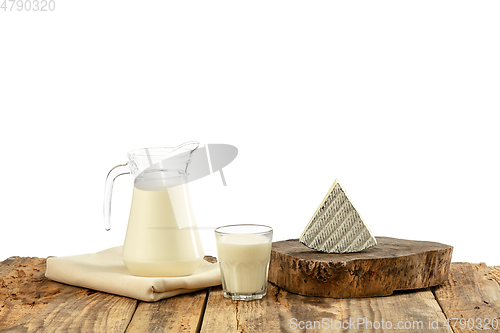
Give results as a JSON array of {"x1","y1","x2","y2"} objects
[
  {"x1": 122, "y1": 184, "x2": 204, "y2": 277},
  {"x1": 216, "y1": 235, "x2": 272, "y2": 294}
]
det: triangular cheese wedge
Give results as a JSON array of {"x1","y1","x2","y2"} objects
[{"x1": 300, "y1": 180, "x2": 377, "y2": 253}]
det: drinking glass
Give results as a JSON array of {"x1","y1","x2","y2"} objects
[{"x1": 215, "y1": 224, "x2": 273, "y2": 301}]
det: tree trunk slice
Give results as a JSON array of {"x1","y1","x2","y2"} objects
[{"x1": 268, "y1": 237, "x2": 453, "y2": 298}]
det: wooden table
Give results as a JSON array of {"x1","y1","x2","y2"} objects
[{"x1": 1, "y1": 257, "x2": 499, "y2": 332}]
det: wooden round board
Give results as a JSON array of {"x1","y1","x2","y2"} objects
[{"x1": 268, "y1": 237, "x2": 453, "y2": 298}]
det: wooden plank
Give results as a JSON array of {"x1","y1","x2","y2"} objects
[
  {"x1": 486, "y1": 266, "x2": 500, "y2": 286},
  {"x1": 199, "y1": 286, "x2": 238, "y2": 333},
  {"x1": 125, "y1": 289, "x2": 209, "y2": 333},
  {"x1": 432, "y1": 263, "x2": 500, "y2": 332},
  {"x1": 0, "y1": 257, "x2": 137, "y2": 332},
  {"x1": 3, "y1": 256, "x2": 499, "y2": 333},
  {"x1": 202, "y1": 282, "x2": 453, "y2": 332},
  {"x1": 339, "y1": 290, "x2": 452, "y2": 332},
  {"x1": 269, "y1": 237, "x2": 453, "y2": 298}
]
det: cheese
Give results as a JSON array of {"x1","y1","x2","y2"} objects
[{"x1": 300, "y1": 180, "x2": 377, "y2": 253}]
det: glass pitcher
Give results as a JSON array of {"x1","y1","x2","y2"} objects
[{"x1": 104, "y1": 141, "x2": 204, "y2": 277}]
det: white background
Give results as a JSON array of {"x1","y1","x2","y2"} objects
[{"x1": 1, "y1": 1, "x2": 499, "y2": 265}]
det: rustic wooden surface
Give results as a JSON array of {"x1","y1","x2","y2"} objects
[
  {"x1": 125, "y1": 289, "x2": 208, "y2": 332},
  {"x1": 0, "y1": 257, "x2": 136, "y2": 332},
  {"x1": 1, "y1": 257, "x2": 499, "y2": 332},
  {"x1": 433, "y1": 263, "x2": 500, "y2": 333},
  {"x1": 269, "y1": 237, "x2": 453, "y2": 298}
]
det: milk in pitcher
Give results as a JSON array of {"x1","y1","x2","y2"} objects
[{"x1": 122, "y1": 183, "x2": 204, "y2": 277}]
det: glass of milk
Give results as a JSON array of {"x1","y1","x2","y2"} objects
[{"x1": 215, "y1": 224, "x2": 273, "y2": 301}]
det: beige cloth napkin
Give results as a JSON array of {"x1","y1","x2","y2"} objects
[{"x1": 45, "y1": 246, "x2": 221, "y2": 302}]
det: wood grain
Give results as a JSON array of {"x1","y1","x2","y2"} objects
[
  {"x1": 269, "y1": 237, "x2": 453, "y2": 298},
  {"x1": 432, "y1": 263, "x2": 500, "y2": 332},
  {"x1": 201, "y1": 283, "x2": 453, "y2": 332},
  {"x1": 0, "y1": 257, "x2": 137, "y2": 333},
  {"x1": 199, "y1": 286, "x2": 237, "y2": 333},
  {"x1": 126, "y1": 289, "x2": 209, "y2": 333},
  {"x1": 3, "y1": 256, "x2": 499, "y2": 333},
  {"x1": 339, "y1": 289, "x2": 453, "y2": 332}
]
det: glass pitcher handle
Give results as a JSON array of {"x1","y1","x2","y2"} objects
[{"x1": 103, "y1": 163, "x2": 130, "y2": 230}]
